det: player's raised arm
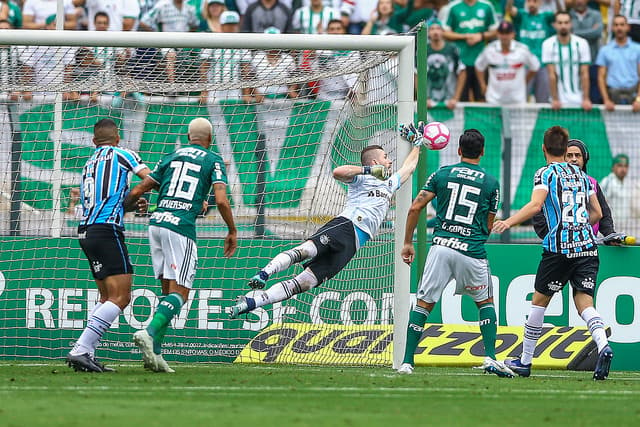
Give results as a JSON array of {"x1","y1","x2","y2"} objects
[
  {"x1": 396, "y1": 145, "x2": 421, "y2": 185},
  {"x1": 213, "y1": 182, "x2": 238, "y2": 258}
]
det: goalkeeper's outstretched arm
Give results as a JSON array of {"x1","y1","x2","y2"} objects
[{"x1": 397, "y1": 145, "x2": 421, "y2": 185}]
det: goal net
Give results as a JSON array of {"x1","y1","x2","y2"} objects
[{"x1": 0, "y1": 31, "x2": 414, "y2": 367}]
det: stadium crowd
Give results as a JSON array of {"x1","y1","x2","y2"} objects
[
  {"x1": 3, "y1": 0, "x2": 640, "y2": 231},
  {"x1": 1, "y1": 0, "x2": 639, "y2": 109}
]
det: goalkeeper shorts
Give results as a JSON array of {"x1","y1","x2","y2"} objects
[{"x1": 304, "y1": 216, "x2": 357, "y2": 285}]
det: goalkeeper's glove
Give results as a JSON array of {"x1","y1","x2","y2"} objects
[
  {"x1": 363, "y1": 164, "x2": 390, "y2": 181},
  {"x1": 399, "y1": 121, "x2": 425, "y2": 146}
]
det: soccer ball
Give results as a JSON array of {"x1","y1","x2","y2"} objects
[{"x1": 422, "y1": 122, "x2": 450, "y2": 150}]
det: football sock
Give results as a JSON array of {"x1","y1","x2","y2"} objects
[
  {"x1": 71, "y1": 301, "x2": 121, "y2": 356},
  {"x1": 88, "y1": 301, "x2": 102, "y2": 319},
  {"x1": 147, "y1": 293, "x2": 183, "y2": 352},
  {"x1": 86, "y1": 301, "x2": 103, "y2": 355},
  {"x1": 521, "y1": 305, "x2": 545, "y2": 365},
  {"x1": 402, "y1": 305, "x2": 430, "y2": 365},
  {"x1": 255, "y1": 270, "x2": 318, "y2": 308},
  {"x1": 478, "y1": 303, "x2": 497, "y2": 360},
  {"x1": 580, "y1": 306, "x2": 608, "y2": 352},
  {"x1": 263, "y1": 241, "x2": 317, "y2": 276}
]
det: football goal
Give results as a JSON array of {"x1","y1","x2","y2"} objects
[{"x1": 0, "y1": 29, "x2": 415, "y2": 368}]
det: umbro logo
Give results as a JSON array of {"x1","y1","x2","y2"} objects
[{"x1": 92, "y1": 261, "x2": 102, "y2": 273}]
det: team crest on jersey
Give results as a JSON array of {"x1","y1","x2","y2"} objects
[
  {"x1": 477, "y1": 9, "x2": 485, "y2": 18},
  {"x1": 320, "y1": 234, "x2": 330, "y2": 245}
]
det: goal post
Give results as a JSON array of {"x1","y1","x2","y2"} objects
[{"x1": 0, "y1": 30, "x2": 414, "y2": 367}]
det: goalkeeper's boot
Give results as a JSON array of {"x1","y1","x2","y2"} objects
[
  {"x1": 154, "y1": 354, "x2": 175, "y2": 373},
  {"x1": 593, "y1": 345, "x2": 613, "y2": 381},
  {"x1": 504, "y1": 358, "x2": 531, "y2": 377},
  {"x1": 481, "y1": 357, "x2": 514, "y2": 378},
  {"x1": 133, "y1": 329, "x2": 158, "y2": 371},
  {"x1": 66, "y1": 352, "x2": 103, "y2": 373},
  {"x1": 91, "y1": 356, "x2": 116, "y2": 372},
  {"x1": 397, "y1": 363, "x2": 414, "y2": 374},
  {"x1": 248, "y1": 271, "x2": 269, "y2": 289},
  {"x1": 227, "y1": 295, "x2": 256, "y2": 319}
]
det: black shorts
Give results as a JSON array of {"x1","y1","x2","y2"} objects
[
  {"x1": 78, "y1": 224, "x2": 133, "y2": 280},
  {"x1": 534, "y1": 250, "x2": 599, "y2": 297},
  {"x1": 304, "y1": 216, "x2": 357, "y2": 285}
]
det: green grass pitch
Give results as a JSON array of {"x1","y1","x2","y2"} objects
[{"x1": 1, "y1": 362, "x2": 639, "y2": 426}]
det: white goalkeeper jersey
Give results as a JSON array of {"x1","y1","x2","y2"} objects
[{"x1": 338, "y1": 172, "x2": 401, "y2": 241}]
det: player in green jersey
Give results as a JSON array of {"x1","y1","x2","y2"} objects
[
  {"x1": 397, "y1": 129, "x2": 513, "y2": 377},
  {"x1": 124, "y1": 117, "x2": 237, "y2": 372}
]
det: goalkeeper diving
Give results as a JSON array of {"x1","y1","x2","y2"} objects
[{"x1": 227, "y1": 123, "x2": 424, "y2": 318}]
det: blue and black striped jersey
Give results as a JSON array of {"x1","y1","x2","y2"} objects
[
  {"x1": 79, "y1": 145, "x2": 146, "y2": 228},
  {"x1": 534, "y1": 162, "x2": 597, "y2": 254}
]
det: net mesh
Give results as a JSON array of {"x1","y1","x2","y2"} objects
[{"x1": 0, "y1": 40, "x2": 401, "y2": 365}]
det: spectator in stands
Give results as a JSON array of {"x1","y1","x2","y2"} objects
[
  {"x1": 425, "y1": 19, "x2": 465, "y2": 109},
  {"x1": 140, "y1": 0, "x2": 199, "y2": 86},
  {"x1": 441, "y1": 0, "x2": 499, "y2": 102},
  {"x1": 542, "y1": 11, "x2": 592, "y2": 110},
  {"x1": 347, "y1": 0, "x2": 376, "y2": 34},
  {"x1": 0, "y1": 19, "x2": 26, "y2": 101},
  {"x1": 361, "y1": 0, "x2": 398, "y2": 35},
  {"x1": 139, "y1": 0, "x2": 161, "y2": 19},
  {"x1": 22, "y1": 0, "x2": 77, "y2": 30},
  {"x1": 241, "y1": 0, "x2": 292, "y2": 33},
  {"x1": 243, "y1": 27, "x2": 298, "y2": 102},
  {"x1": 315, "y1": 19, "x2": 360, "y2": 100},
  {"x1": 66, "y1": 187, "x2": 83, "y2": 220},
  {"x1": 615, "y1": 0, "x2": 640, "y2": 43},
  {"x1": 0, "y1": 1, "x2": 22, "y2": 29},
  {"x1": 139, "y1": 0, "x2": 199, "y2": 32},
  {"x1": 570, "y1": 0, "x2": 603, "y2": 104},
  {"x1": 18, "y1": 15, "x2": 77, "y2": 100},
  {"x1": 67, "y1": 47, "x2": 102, "y2": 103},
  {"x1": 391, "y1": 0, "x2": 434, "y2": 33},
  {"x1": 93, "y1": 10, "x2": 110, "y2": 31},
  {"x1": 200, "y1": 11, "x2": 250, "y2": 102},
  {"x1": 539, "y1": 0, "x2": 564, "y2": 12},
  {"x1": 73, "y1": 0, "x2": 140, "y2": 31},
  {"x1": 507, "y1": 0, "x2": 556, "y2": 102},
  {"x1": 475, "y1": 21, "x2": 540, "y2": 105},
  {"x1": 292, "y1": 0, "x2": 341, "y2": 34},
  {"x1": 600, "y1": 153, "x2": 640, "y2": 236},
  {"x1": 596, "y1": 14, "x2": 640, "y2": 111},
  {"x1": 200, "y1": 0, "x2": 226, "y2": 32}
]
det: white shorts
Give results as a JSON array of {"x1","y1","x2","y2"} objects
[
  {"x1": 417, "y1": 245, "x2": 492, "y2": 303},
  {"x1": 148, "y1": 225, "x2": 198, "y2": 289}
]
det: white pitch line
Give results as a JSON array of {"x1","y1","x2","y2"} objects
[
  {"x1": 0, "y1": 385, "x2": 639, "y2": 397},
  {"x1": 5, "y1": 363, "x2": 640, "y2": 381}
]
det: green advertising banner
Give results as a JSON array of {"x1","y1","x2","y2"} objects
[{"x1": 0, "y1": 239, "x2": 638, "y2": 370}]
